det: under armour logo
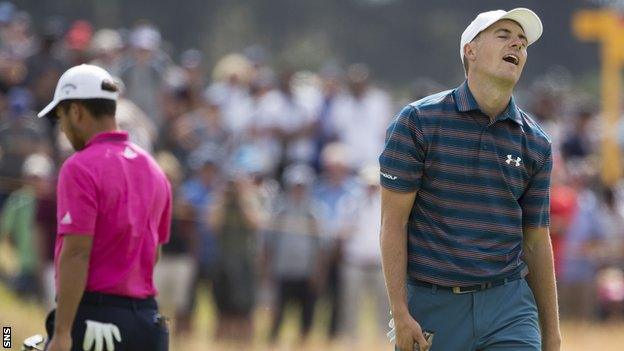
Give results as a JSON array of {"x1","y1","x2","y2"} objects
[
  {"x1": 506, "y1": 154, "x2": 522, "y2": 167},
  {"x1": 380, "y1": 171, "x2": 398, "y2": 180}
]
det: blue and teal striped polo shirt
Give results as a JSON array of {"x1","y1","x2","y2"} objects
[{"x1": 379, "y1": 81, "x2": 552, "y2": 287}]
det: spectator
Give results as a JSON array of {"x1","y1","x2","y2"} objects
[
  {"x1": 559, "y1": 180, "x2": 603, "y2": 321},
  {"x1": 179, "y1": 49, "x2": 206, "y2": 102},
  {"x1": 89, "y1": 29, "x2": 124, "y2": 77},
  {"x1": 35, "y1": 161, "x2": 57, "y2": 311},
  {"x1": 153, "y1": 151, "x2": 198, "y2": 334},
  {"x1": 340, "y1": 165, "x2": 388, "y2": 342},
  {"x1": 0, "y1": 87, "x2": 46, "y2": 206},
  {"x1": 209, "y1": 167, "x2": 263, "y2": 343},
  {"x1": 329, "y1": 63, "x2": 391, "y2": 169},
  {"x1": 0, "y1": 152, "x2": 53, "y2": 300},
  {"x1": 561, "y1": 109, "x2": 595, "y2": 161},
  {"x1": 179, "y1": 153, "x2": 221, "y2": 332},
  {"x1": 236, "y1": 67, "x2": 281, "y2": 177},
  {"x1": 1, "y1": 10, "x2": 36, "y2": 60},
  {"x1": 115, "y1": 94, "x2": 158, "y2": 153},
  {"x1": 273, "y1": 69, "x2": 318, "y2": 166},
  {"x1": 120, "y1": 22, "x2": 166, "y2": 127},
  {"x1": 311, "y1": 63, "x2": 343, "y2": 171},
  {"x1": 549, "y1": 154, "x2": 578, "y2": 279},
  {"x1": 169, "y1": 96, "x2": 230, "y2": 172},
  {"x1": 63, "y1": 20, "x2": 93, "y2": 66},
  {"x1": 268, "y1": 164, "x2": 323, "y2": 344},
  {"x1": 205, "y1": 53, "x2": 254, "y2": 138},
  {"x1": 312, "y1": 142, "x2": 357, "y2": 339},
  {"x1": 596, "y1": 267, "x2": 624, "y2": 320}
]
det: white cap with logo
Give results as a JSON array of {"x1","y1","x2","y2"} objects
[
  {"x1": 460, "y1": 8, "x2": 543, "y2": 67},
  {"x1": 37, "y1": 64, "x2": 119, "y2": 118}
]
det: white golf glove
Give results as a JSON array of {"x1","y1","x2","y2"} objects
[
  {"x1": 82, "y1": 320, "x2": 122, "y2": 351},
  {"x1": 387, "y1": 317, "x2": 434, "y2": 351},
  {"x1": 387, "y1": 317, "x2": 396, "y2": 343}
]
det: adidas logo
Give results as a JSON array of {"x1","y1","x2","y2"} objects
[
  {"x1": 61, "y1": 211, "x2": 72, "y2": 225},
  {"x1": 123, "y1": 146, "x2": 138, "y2": 159}
]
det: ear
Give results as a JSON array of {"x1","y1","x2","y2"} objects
[
  {"x1": 69, "y1": 102, "x2": 84, "y2": 124},
  {"x1": 463, "y1": 42, "x2": 477, "y2": 63}
]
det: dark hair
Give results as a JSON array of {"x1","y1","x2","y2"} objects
[{"x1": 57, "y1": 98, "x2": 116, "y2": 119}]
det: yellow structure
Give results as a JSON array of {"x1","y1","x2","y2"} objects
[{"x1": 573, "y1": 9, "x2": 624, "y2": 185}]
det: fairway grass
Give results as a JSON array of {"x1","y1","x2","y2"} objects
[{"x1": 1, "y1": 283, "x2": 623, "y2": 350}]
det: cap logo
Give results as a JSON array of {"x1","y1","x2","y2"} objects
[{"x1": 61, "y1": 83, "x2": 77, "y2": 95}]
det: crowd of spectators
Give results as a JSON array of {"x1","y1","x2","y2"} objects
[{"x1": 0, "y1": 1, "x2": 623, "y2": 347}]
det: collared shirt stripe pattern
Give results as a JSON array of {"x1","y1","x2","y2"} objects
[{"x1": 379, "y1": 81, "x2": 552, "y2": 286}]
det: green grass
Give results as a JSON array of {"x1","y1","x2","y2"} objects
[{"x1": 2, "y1": 282, "x2": 624, "y2": 350}]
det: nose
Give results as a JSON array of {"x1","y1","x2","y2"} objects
[{"x1": 510, "y1": 38, "x2": 525, "y2": 51}]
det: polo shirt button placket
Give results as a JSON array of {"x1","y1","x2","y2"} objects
[{"x1": 480, "y1": 124, "x2": 490, "y2": 151}]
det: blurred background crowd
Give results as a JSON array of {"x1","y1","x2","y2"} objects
[{"x1": 0, "y1": 0, "x2": 623, "y2": 348}]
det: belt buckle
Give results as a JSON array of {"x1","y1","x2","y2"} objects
[{"x1": 452, "y1": 286, "x2": 477, "y2": 294}]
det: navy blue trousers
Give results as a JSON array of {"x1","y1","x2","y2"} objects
[{"x1": 45, "y1": 293, "x2": 168, "y2": 351}]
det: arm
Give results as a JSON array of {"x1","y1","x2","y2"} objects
[
  {"x1": 155, "y1": 245, "x2": 162, "y2": 263},
  {"x1": 49, "y1": 235, "x2": 93, "y2": 351},
  {"x1": 517, "y1": 145, "x2": 557, "y2": 350},
  {"x1": 156, "y1": 179, "x2": 173, "y2": 264},
  {"x1": 523, "y1": 227, "x2": 561, "y2": 351},
  {"x1": 48, "y1": 154, "x2": 99, "y2": 351},
  {"x1": 380, "y1": 187, "x2": 429, "y2": 351},
  {"x1": 0, "y1": 194, "x2": 16, "y2": 240}
]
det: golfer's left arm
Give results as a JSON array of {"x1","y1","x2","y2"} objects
[
  {"x1": 523, "y1": 226, "x2": 561, "y2": 350},
  {"x1": 54, "y1": 234, "x2": 93, "y2": 338},
  {"x1": 156, "y1": 180, "x2": 173, "y2": 262},
  {"x1": 155, "y1": 245, "x2": 162, "y2": 263},
  {"x1": 519, "y1": 145, "x2": 559, "y2": 350}
]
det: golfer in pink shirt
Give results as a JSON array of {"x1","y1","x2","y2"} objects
[{"x1": 39, "y1": 64, "x2": 171, "y2": 351}]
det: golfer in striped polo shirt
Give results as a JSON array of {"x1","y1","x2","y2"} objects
[{"x1": 380, "y1": 8, "x2": 560, "y2": 351}]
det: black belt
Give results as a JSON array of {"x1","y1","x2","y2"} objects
[
  {"x1": 408, "y1": 271, "x2": 524, "y2": 294},
  {"x1": 81, "y1": 291, "x2": 158, "y2": 309}
]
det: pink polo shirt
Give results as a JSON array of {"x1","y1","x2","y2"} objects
[{"x1": 55, "y1": 131, "x2": 171, "y2": 298}]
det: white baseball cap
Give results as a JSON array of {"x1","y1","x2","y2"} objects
[
  {"x1": 460, "y1": 8, "x2": 543, "y2": 67},
  {"x1": 37, "y1": 64, "x2": 119, "y2": 118}
]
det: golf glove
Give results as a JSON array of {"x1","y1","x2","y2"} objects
[
  {"x1": 387, "y1": 317, "x2": 396, "y2": 343},
  {"x1": 82, "y1": 320, "x2": 121, "y2": 351}
]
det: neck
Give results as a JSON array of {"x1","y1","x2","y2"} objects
[
  {"x1": 83, "y1": 117, "x2": 118, "y2": 141},
  {"x1": 467, "y1": 74, "x2": 514, "y2": 121}
]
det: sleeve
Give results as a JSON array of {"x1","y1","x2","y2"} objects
[
  {"x1": 519, "y1": 147, "x2": 553, "y2": 228},
  {"x1": 57, "y1": 160, "x2": 98, "y2": 235},
  {"x1": 158, "y1": 178, "x2": 173, "y2": 244},
  {"x1": 378, "y1": 105, "x2": 427, "y2": 192}
]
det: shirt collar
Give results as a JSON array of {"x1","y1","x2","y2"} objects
[
  {"x1": 453, "y1": 80, "x2": 523, "y2": 125},
  {"x1": 85, "y1": 130, "x2": 129, "y2": 147}
]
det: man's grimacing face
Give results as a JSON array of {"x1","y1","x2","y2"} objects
[{"x1": 466, "y1": 19, "x2": 528, "y2": 85}]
